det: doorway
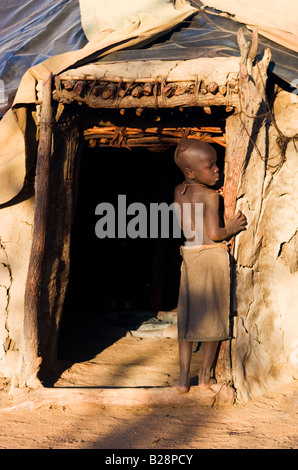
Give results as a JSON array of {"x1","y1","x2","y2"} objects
[
  {"x1": 55, "y1": 140, "x2": 225, "y2": 386},
  {"x1": 57, "y1": 145, "x2": 183, "y2": 362}
]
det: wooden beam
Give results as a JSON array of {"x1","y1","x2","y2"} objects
[
  {"x1": 19, "y1": 74, "x2": 53, "y2": 388},
  {"x1": 84, "y1": 125, "x2": 224, "y2": 135},
  {"x1": 223, "y1": 46, "x2": 271, "y2": 219},
  {"x1": 87, "y1": 135, "x2": 226, "y2": 148},
  {"x1": 35, "y1": 108, "x2": 83, "y2": 380},
  {"x1": 53, "y1": 90, "x2": 238, "y2": 109},
  {"x1": 83, "y1": 126, "x2": 226, "y2": 148},
  {"x1": 215, "y1": 29, "x2": 271, "y2": 384}
]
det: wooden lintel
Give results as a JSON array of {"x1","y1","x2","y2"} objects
[
  {"x1": 53, "y1": 89, "x2": 238, "y2": 109},
  {"x1": 59, "y1": 75, "x2": 197, "y2": 84},
  {"x1": 53, "y1": 81, "x2": 239, "y2": 109},
  {"x1": 88, "y1": 136, "x2": 226, "y2": 149}
]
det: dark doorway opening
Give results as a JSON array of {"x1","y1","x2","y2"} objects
[
  {"x1": 57, "y1": 141, "x2": 225, "y2": 373},
  {"x1": 57, "y1": 145, "x2": 183, "y2": 363}
]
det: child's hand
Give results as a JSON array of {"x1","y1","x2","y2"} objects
[{"x1": 224, "y1": 210, "x2": 247, "y2": 235}]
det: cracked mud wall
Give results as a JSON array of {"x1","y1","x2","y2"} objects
[
  {"x1": 0, "y1": 197, "x2": 34, "y2": 377},
  {"x1": 232, "y1": 90, "x2": 298, "y2": 401}
]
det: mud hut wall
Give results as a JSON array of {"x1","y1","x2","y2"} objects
[
  {"x1": 231, "y1": 89, "x2": 298, "y2": 401},
  {"x1": 0, "y1": 73, "x2": 296, "y2": 399},
  {"x1": 0, "y1": 197, "x2": 34, "y2": 377}
]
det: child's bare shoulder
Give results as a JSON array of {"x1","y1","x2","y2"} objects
[
  {"x1": 174, "y1": 183, "x2": 184, "y2": 201},
  {"x1": 204, "y1": 188, "x2": 220, "y2": 206},
  {"x1": 174, "y1": 183, "x2": 184, "y2": 193}
]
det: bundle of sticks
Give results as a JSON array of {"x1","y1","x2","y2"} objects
[{"x1": 84, "y1": 126, "x2": 226, "y2": 148}]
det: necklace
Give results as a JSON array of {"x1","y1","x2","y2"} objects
[{"x1": 181, "y1": 181, "x2": 207, "y2": 195}]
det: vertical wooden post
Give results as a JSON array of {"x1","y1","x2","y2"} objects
[
  {"x1": 215, "y1": 29, "x2": 271, "y2": 384},
  {"x1": 43, "y1": 114, "x2": 82, "y2": 375},
  {"x1": 19, "y1": 74, "x2": 53, "y2": 388}
]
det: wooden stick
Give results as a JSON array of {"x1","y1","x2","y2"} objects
[
  {"x1": 87, "y1": 135, "x2": 226, "y2": 148},
  {"x1": 215, "y1": 28, "x2": 271, "y2": 384},
  {"x1": 131, "y1": 85, "x2": 144, "y2": 98},
  {"x1": 53, "y1": 88, "x2": 238, "y2": 109},
  {"x1": 85, "y1": 125, "x2": 223, "y2": 134},
  {"x1": 20, "y1": 74, "x2": 53, "y2": 388},
  {"x1": 58, "y1": 74, "x2": 211, "y2": 84},
  {"x1": 84, "y1": 128, "x2": 226, "y2": 141},
  {"x1": 143, "y1": 82, "x2": 154, "y2": 95},
  {"x1": 102, "y1": 83, "x2": 116, "y2": 100}
]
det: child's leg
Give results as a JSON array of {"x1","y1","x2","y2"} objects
[
  {"x1": 173, "y1": 340, "x2": 193, "y2": 393},
  {"x1": 198, "y1": 341, "x2": 219, "y2": 389}
]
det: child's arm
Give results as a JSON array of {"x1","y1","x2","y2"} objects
[{"x1": 205, "y1": 191, "x2": 246, "y2": 241}]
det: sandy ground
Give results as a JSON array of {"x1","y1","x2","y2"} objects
[
  {"x1": 0, "y1": 378, "x2": 297, "y2": 450},
  {"x1": 0, "y1": 311, "x2": 297, "y2": 450}
]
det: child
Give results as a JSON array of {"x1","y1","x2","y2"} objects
[{"x1": 173, "y1": 139, "x2": 246, "y2": 392}]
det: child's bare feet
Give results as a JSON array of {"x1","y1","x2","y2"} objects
[
  {"x1": 173, "y1": 374, "x2": 191, "y2": 393},
  {"x1": 198, "y1": 369, "x2": 217, "y2": 390}
]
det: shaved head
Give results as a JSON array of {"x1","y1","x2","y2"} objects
[{"x1": 174, "y1": 139, "x2": 216, "y2": 175}]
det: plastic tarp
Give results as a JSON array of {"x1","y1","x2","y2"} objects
[
  {"x1": 80, "y1": 0, "x2": 195, "y2": 42},
  {"x1": 1, "y1": 0, "x2": 298, "y2": 113},
  {"x1": 97, "y1": 2, "x2": 298, "y2": 86},
  {"x1": 200, "y1": 0, "x2": 298, "y2": 53},
  {"x1": 0, "y1": 0, "x2": 88, "y2": 112},
  {"x1": 1, "y1": 0, "x2": 298, "y2": 110}
]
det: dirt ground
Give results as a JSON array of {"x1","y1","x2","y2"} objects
[{"x1": 0, "y1": 311, "x2": 297, "y2": 450}]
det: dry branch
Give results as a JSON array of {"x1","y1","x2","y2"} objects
[
  {"x1": 53, "y1": 87, "x2": 238, "y2": 109},
  {"x1": 83, "y1": 125, "x2": 226, "y2": 148},
  {"x1": 215, "y1": 28, "x2": 271, "y2": 384},
  {"x1": 20, "y1": 74, "x2": 54, "y2": 388}
]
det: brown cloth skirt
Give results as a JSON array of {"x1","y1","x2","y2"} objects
[{"x1": 177, "y1": 244, "x2": 231, "y2": 342}]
